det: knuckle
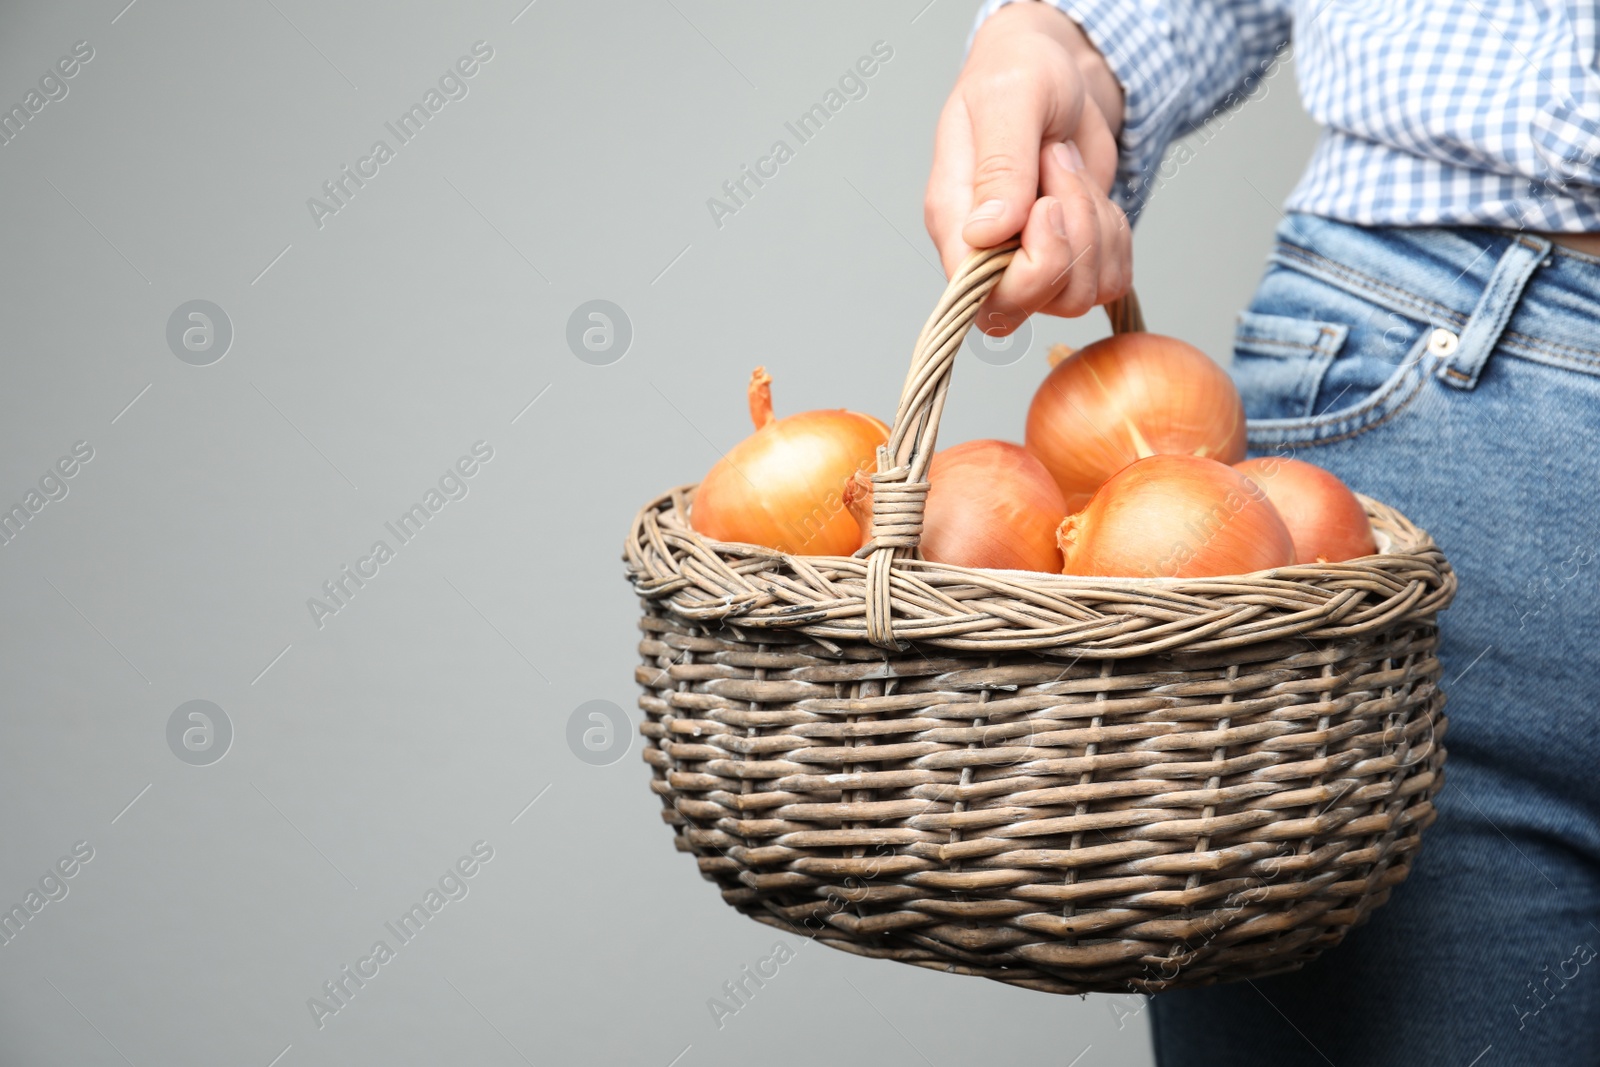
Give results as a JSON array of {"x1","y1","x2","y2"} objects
[
  {"x1": 972, "y1": 65, "x2": 1041, "y2": 101},
  {"x1": 1067, "y1": 180, "x2": 1099, "y2": 214},
  {"x1": 1099, "y1": 268, "x2": 1122, "y2": 304},
  {"x1": 971, "y1": 152, "x2": 1027, "y2": 191},
  {"x1": 1002, "y1": 279, "x2": 1047, "y2": 320},
  {"x1": 1068, "y1": 282, "x2": 1099, "y2": 318},
  {"x1": 1069, "y1": 234, "x2": 1099, "y2": 278},
  {"x1": 1107, "y1": 243, "x2": 1133, "y2": 301},
  {"x1": 1106, "y1": 202, "x2": 1131, "y2": 239},
  {"x1": 1067, "y1": 261, "x2": 1100, "y2": 315},
  {"x1": 1109, "y1": 258, "x2": 1133, "y2": 300},
  {"x1": 1056, "y1": 290, "x2": 1091, "y2": 319}
]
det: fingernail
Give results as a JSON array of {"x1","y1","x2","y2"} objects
[
  {"x1": 1065, "y1": 140, "x2": 1085, "y2": 172},
  {"x1": 1046, "y1": 199, "x2": 1067, "y2": 239},
  {"x1": 965, "y1": 199, "x2": 1005, "y2": 227},
  {"x1": 1051, "y1": 142, "x2": 1076, "y2": 173}
]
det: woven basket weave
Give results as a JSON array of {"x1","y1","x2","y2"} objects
[{"x1": 623, "y1": 242, "x2": 1457, "y2": 994}]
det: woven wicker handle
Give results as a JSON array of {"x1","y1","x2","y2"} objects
[{"x1": 861, "y1": 238, "x2": 1145, "y2": 648}]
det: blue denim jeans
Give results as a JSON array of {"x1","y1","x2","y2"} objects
[{"x1": 1149, "y1": 214, "x2": 1600, "y2": 1066}]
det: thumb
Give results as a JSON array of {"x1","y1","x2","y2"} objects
[{"x1": 960, "y1": 84, "x2": 1045, "y2": 249}]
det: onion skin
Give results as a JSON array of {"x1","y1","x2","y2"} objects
[
  {"x1": 691, "y1": 368, "x2": 888, "y2": 556},
  {"x1": 1235, "y1": 456, "x2": 1376, "y2": 564},
  {"x1": 846, "y1": 440, "x2": 1067, "y2": 572},
  {"x1": 1025, "y1": 333, "x2": 1247, "y2": 512},
  {"x1": 1057, "y1": 454, "x2": 1294, "y2": 578}
]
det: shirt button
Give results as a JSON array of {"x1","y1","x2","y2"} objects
[{"x1": 1428, "y1": 327, "x2": 1459, "y2": 357}]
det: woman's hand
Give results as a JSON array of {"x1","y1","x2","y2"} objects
[{"x1": 925, "y1": 1, "x2": 1130, "y2": 334}]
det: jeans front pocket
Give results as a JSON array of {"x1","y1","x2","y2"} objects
[
  {"x1": 1231, "y1": 264, "x2": 1440, "y2": 449},
  {"x1": 1231, "y1": 311, "x2": 1347, "y2": 419}
]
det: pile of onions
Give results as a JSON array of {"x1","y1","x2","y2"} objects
[
  {"x1": 845, "y1": 440, "x2": 1066, "y2": 572},
  {"x1": 1026, "y1": 333, "x2": 1247, "y2": 511},
  {"x1": 1235, "y1": 457, "x2": 1376, "y2": 564},
  {"x1": 687, "y1": 339, "x2": 1379, "y2": 580},
  {"x1": 1057, "y1": 454, "x2": 1294, "y2": 578},
  {"x1": 690, "y1": 368, "x2": 887, "y2": 556}
]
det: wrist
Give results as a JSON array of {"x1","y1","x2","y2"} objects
[{"x1": 1056, "y1": 11, "x2": 1125, "y2": 136}]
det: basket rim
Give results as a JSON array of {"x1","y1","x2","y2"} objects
[
  {"x1": 641, "y1": 483, "x2": 1429, "y2": 581},
  {"x1": 623, "y1": 482, "x2": 1457, "y2": 659}
]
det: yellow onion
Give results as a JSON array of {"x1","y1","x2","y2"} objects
[
  {"x1": 845, "y1": 440, "x2": 1066, "y2": 572},
  {"x1": 1025, "y1": 333, "x2": 1247, "y2": 511},
  {"x1": 1057, "y1": 454, "x2": 1294, "y2": 578},
  {"x1": 1235, "y1": 456, "x2": 1376, "y2": 563},
  {"x1": 690, "y1": 368, "x2": 888, "y2": 556}
]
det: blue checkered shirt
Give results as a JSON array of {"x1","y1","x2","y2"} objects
[{"x1": 975, "y1": 0, "x2": 1600, "y2": 231}]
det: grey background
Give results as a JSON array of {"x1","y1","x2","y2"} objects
[{"x1": 0, "y1": 2, "x2": 1317, "y2": 1064}]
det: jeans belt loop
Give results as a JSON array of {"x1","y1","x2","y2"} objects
[{"x1": 1438, "y1": 234, "x2": 1552, "y2": 390}]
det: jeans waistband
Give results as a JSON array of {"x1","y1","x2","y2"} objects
[{"x1": 1270, "y1": 214, "x2": 1600, "y2": 384}]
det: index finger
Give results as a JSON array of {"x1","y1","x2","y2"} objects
[{"x1": 925, "y1": 94, "x2": 978, "y2": 277}]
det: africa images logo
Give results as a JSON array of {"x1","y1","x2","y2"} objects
[
  {"x1": 704, "y1": 40, "x2": 893, "y2": 229},
  {"x1": 306, "y1": 41, "x2": 495, "y2": 230},
  {"x1": 306, "y1": 441, "x2": 494, "y2": 629},
  {"x1": 307, "y1": 841, "x2": 495, "y2": 1030},
  {"x1": 0, "y1": 40, "x2": 94, "y2": 148}
]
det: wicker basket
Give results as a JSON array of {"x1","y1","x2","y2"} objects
[{"x1": 623, "y1": 242, "x2": 1457, "y2": 995}]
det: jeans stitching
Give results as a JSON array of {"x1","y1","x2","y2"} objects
[
  {"x1": 1272, "y1": 244, "x2": 1465, "y2": 327},
  {"x1": 1246, "y1": 364, "x2": 1434, "y2": 450},
  {"x1": 1235, "y1": 316, "x2": 1347, "y2": 359},
  {"x1": 1499, "y1": 329, "x2": 1600, "y2": 365},
  {"x1": 1551, "y1": 242, "x2": 1600, "y2": 267},
  {"x1": 1236, "y1": 335, "x2": 1309, "y2": 352},
  {"x1": 1235, "y1": 335, "x2": 1338, "y2": 356},
  {"x1": 1276, "y1": 239, "x2": 1600, "y2": 366}
]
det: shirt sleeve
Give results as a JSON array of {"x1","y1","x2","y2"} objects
[{"x1": 972, "y1": 0, "x2": 1293, "y2": 221}]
